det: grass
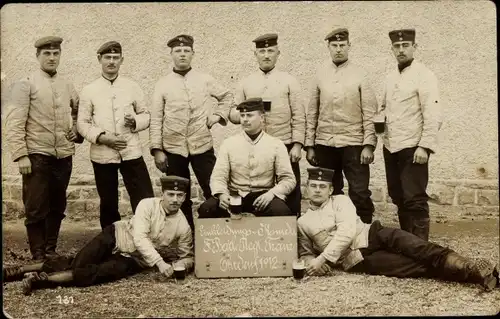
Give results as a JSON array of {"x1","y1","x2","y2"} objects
[{"x1": 2, "y1": 216, "x2": 500, "y2": 317}]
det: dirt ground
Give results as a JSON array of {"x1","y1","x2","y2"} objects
[{"x1": 2, "y1": 217, "x2": 500, "y2": 318}]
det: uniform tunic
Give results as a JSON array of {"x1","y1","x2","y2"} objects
[
  {"x1": 234, "y1": 68, "x2": 306, "y2": 145},
  {"x1": 210, "y1": 131, "x2": 296, "y2": 200}
]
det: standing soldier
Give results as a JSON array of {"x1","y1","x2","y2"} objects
[
  {"x1": 228, "y1": 33, "x2": 306, "y2": 217},
  {"x1": 77, "y1": 41, "x2": 154, "y2": 230},
  {"x1": 5, "y1": 36, "x2": 84, "y2": 261},
  {"x1": 380, "y1": 29, "x2": 442, "y2": 240},
  {"x1": 305, "y1": 27, "x2": 378, "y2": 224},
  {"x1": 150, "y1": 34, "x2": 233, "y2": 232}
]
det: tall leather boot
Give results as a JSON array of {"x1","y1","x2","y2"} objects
[
  {"x1": 26, "y1": 222, "x2": 46, "y2": 262},
  {"x1": 45, "y1": 215, "x2": 63, "y2": 258},
  {"x1": 412, "y1": 217, "x2": 430, "y2": 241},
  {"x1": 397, "y1": 211, "x2": 413, "y2": 233},
  {"x1": 22, "y1": 270, "x2": 74, "y2": 296},
  {"x1": 441, "y1": 252, "x2": 498, "y2": 291}
]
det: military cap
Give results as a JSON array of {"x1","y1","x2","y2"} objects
[
  {"x1": 236, "y1": 97, "x2": 265, "y2": 112},
  {"x1": 34, "y1": 36, "x2": 63, "y2": 49},
  {"x1": 325, "y1": 28, "x2": 349, "y2": 42},
  {"x1": 160, "y1": 175, "x2": 190, "y2": 192},
  {"x1": 253, "y1": 33, "x2": 278, "y2": 48},
  {"x1": 307, "y1": 167, "x2": 335, "y2": 182},
  {"x1": 97, "y1": 41, "x2": 122, "y2": 55},
  {"x1": 389, "y1": 29, "x2": 416, "y2": 43},
  {"x1": 167, "y1": 34, "x2": 194, "y2": 48}
]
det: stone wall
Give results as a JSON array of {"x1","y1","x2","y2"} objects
[{"x1": 3, "y1": 173, "x2": 498, "y2": 222}]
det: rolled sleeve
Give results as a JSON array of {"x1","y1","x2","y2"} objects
[
  {"x1": 149, "y1": 80, "x2": 165, "y2": 153},
  {"x1": 360, "y1": 78, "x2": 378, "y2": 147},
  {"x1": 69, "y1": 83, "x2": 84, "y2": 144},
  {"x1": 320, "y1": 196, "x2": 358, "y2": 264},
  {"x1": 305, "y1": 78, "x2": 320, "y2": 147},
  {"x1": 6, "y1": 80, "x2": 31, "y2": 161},
  {"x1": 131, "y1": 84, "x2": 150, "y2": 133},
  {"x1": 270, "y1": 142, "x2": 296, "y2": 198},
  {"x1": 210, "y1": 141, "x2": 231, "y2": 196},
  {"x1": 77, "y1": 87, "x2": 105, "y2": 144},
  {"x1": 289, "y1": 76, "x2": 306, "y2": 145},
  {"x1": 208, "y1": 75, "x2": 233, "y2": 126},
  {"x1": 131, "y1": 200, "x2": 164, "y2": 267},
  {"x1": 417, "y1": 71, "x2": 441, "y2": 153}
]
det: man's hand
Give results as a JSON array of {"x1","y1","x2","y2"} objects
[
  {"x1": 289, "y1": 143, "x2": 302, "y2": 163},
  {"x1": 253, "y1": 191, "x2": 275, "y2": 212},
  {"x1": 413, "y1": 147, "x2": 429, "y2": 164},
  {"x1": 306, "y1": 256, "x2": 327, "y2": 276},
  {"x1": 97, "y1": 133, "x2": 127, "y2": 151},
  {"x1": 18, "y1": 156, "x2": 32, "y2": 175},
  {"x1": 124, "y1": 113, "x2": 136, "y2": 129},
  {"x1": 66, "y1": 127, "x2": 78, "y2": 142},
  {"x1": 157, "y1": 261, "x2": 174, "y2": 278},
  {"x1": 207, "y1": 114, "x2": 222, "y2": 129},
  {"x1": 306, "y1": 148, "x2": 318, "y2": 166},
  {"x1": 360, "y1": 145, "x2": 374, "y2": 165},
  {"x1": 218, "y1": 194, "x2": 230, "y2": 211},
  {"x1": 153, "y1": 150, "x2": 168, "y2": 172}
]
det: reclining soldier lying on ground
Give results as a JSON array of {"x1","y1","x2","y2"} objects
[
  {"x1": 297, "y1": 167, "x2": 499, "y2": 292},
  {"x1": 3, "y1": 175, "x2": 194, "y2": 295}
]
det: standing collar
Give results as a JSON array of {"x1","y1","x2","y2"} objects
[
  {"x1": 397, "y1": 58, "x2": 415, "y2": 73},
  {"x1": 331, "y1": 59, "x2": 349, "y2": 69},
  {"x1": 101, "y1": 73, "x2": 119, "y2": 84},
  {"x1": 259, "y1": 67, "x2": 276, "y2": 75},
  {"x1": 242, "y1": 130, "x2": 265, "y2": 144}
]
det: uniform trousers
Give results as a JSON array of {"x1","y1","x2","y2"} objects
[
  {"x1": 164, "y1": 148, "x2": 216, "y2": 232},
  {"x1": 315, "y1": 144, "x2": 375, "y2": 223},
  {"x1": 198, "y1": 191, "x2": 293, "y2": 218},
  {"x1": 22, "y1": 154, "x2": 72, "y2": 259},
  {"x1": 349, "y1": 221, "x2": 452, "y2": 278},
  {"x1": 92, "y1": 157, "x2": 154, "y2": 230}
]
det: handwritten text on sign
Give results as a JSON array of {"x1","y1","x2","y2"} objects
[{"x1": 195, "y1": 216, "x2": 297, "y2": 278}]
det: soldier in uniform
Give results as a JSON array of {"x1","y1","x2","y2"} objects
[
  {"x1": 305, "y1": 27, "x2": 378, "y2": 224},
  {"x1": 380, "y1": 29, "x2": 442, "y2": 240},
  {"x1": 5, "y1": 36, "x2": 84, "y2": 261},
  {"x1": 228, "y1": 33, "x2": 306, "y2": 217},
  {"x1": 297, "y1": 167, "x2": 499, "y2": 292},
  {"x1": 198, "y1": 98, "x2": 296, "y2": 218},
  {"x1": 12, "y1": 175, "x2": 193, "y2": 296},
  {"x1": 77, "y1": 41, "x2": 154, "y2": 230},
  {"x1": 150, "y1": 34, "x2": 233, "y2": 232}
]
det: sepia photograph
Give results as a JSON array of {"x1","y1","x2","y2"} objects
[{"x1": 1, "y1": 1, "x2": 498, "y2": 317}]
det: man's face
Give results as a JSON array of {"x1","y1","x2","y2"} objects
[
  {"x1": 240, "y1": 110, "x2": 264, "y2": 135},
  {"x1": 162, "y1": 190, "x2": 186, "y2": 213},
  {"x1": 307, "y1": 180, "x2": 333, "y2": 206},
  {"x1": 37, "y1": 49, "x2": 61, "y2": 73},
  {"x1": 98, "y1": 53, "x2": 123, "y2": 75},
  {"x1": 391, "y1": 41, "x2": 416, "y2": 64},
  {"x1": 328, "y1": 40, "x2": 350, "y2": 64},
  {"x1": 171, "y1": 46, "x2": 194, "y2": 70},
  {"x1": 254, "y1": 46, "x2": 280, "y2": 71}
]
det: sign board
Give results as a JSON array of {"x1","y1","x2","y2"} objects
[{"x1": 195, "y1": 216, "x2": 298, "y2": 278}]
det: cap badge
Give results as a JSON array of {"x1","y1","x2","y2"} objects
[
  {"x1": 174, "y1": 186, "x2": 178, "y2": 190},
  {"x1": 398, "y1": 32, "x2": 402, "y2": 36},
  {"x1": 336, "y1": 34, "x2": 341, "y2": 40},
  {"x1": 179, "y1": 37, "x2": 184, "y2": 42},
  {"x1": 318, "y1": 171, "x2": 323, "y2": 176},
  {"x1": 399, "y1": 37, "x2": 403, "y2": 41},
  {"x1": 318, "y1": 176, "x2": 322, "y2": 180}
]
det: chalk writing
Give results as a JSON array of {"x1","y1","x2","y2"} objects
[{"x1": 195, "y1": 217, "x2": 298, "y2": 278}]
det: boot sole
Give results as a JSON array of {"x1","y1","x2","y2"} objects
[
  {"x1": 22, "y1": 277, "x2": 33, "y2": 296},
  {"x1": 478, "y1": 262, "x2": 498, "y2": 292}
]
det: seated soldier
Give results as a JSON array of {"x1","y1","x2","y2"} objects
[
  {"x1": 297, "y1": 167, "x2": 499, "y2": 292},
  {"x1": 198, "y1": 97, "x2": 296, "y2": 218},
  {"x1": 4, "y1": 175, "x2": 193, "y2": 295}
]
